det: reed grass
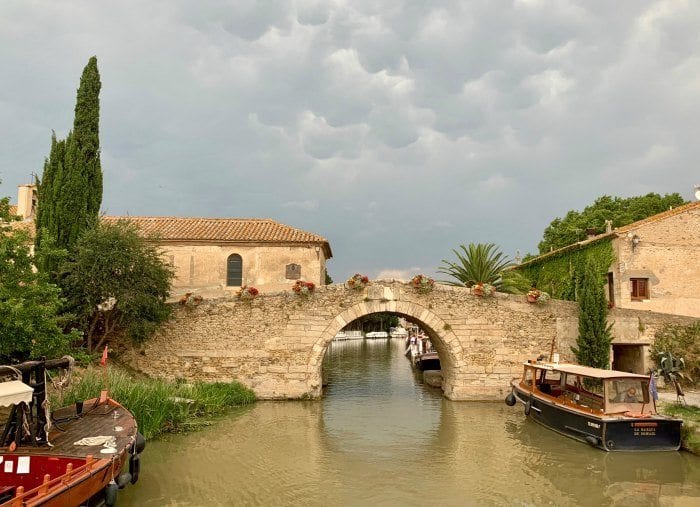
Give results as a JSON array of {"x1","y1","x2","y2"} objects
[
  {"x1": 50, "y1": 367, "x2": 256, "y2": 439},
  {"x1": 660, "y1": 403, "x2": 700, "y2": 454}
]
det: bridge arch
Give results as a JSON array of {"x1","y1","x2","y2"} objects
[{"x1": 306, "y1": 299, "x2": 463, "y2": 398}]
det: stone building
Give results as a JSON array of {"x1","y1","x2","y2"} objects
[
  {"x1": 8, "y1": 184, "x2": 332, "y2": 297},
  {"x1": 102, "y1": 216, "x2": 332, "y2": 297},
  {"x1": 518, "y1": 199, "x2": 700, "y2": 373}
]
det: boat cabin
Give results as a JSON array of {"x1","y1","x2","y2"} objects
[{"x1": 520, "y1": 362, "x2": 655, "y2": 416}]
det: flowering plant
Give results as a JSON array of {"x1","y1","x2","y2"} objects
[
  {"x1": 527, "y1": 288, "x2": 550, "y2": 304},
  {"x1": 292, "y1": 280, "x2": 315, "y2": 296},
  {"x1": 472, "y1": 282, "x2": 495, "y2": 297},
  {"x1": 346, "y1": 273, "x2": 370, "y2": 290},
  {"x1": 411, "y1": 274, "x2": 435, "y2": 294},
  {"x1": 179, "y1": 292, "x2": 203, "y2": 307},
  {"x1": 237, "y1": 285, "x2": 259, "y2": 302}
]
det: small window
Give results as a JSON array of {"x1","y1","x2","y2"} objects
[
  {"x1": 630, "y1": 278, "x2": 649, "y2": 301},
  {"x1": 226, "y1": 254, "x2": 242, "y2": 287}
]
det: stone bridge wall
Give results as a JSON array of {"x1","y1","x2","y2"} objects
[{"x1": 122, "y1": 281, "x2": 698, "y2": 401}]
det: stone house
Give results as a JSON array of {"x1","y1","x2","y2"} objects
[
  {"x1": 8, "y1": 184, "x2": 332, "y2": 297},
  {"x1": 101, "y1": 216, "x2": 332, "y2": 297},
  {"x1": 518, "y1": 200, "x2": 700, "y2": 372}
]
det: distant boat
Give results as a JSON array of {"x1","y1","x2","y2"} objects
[
  {"x1": 389, "y1": 327, "x2": 408, "y2": 338},
  {"x1": 365, "y1": 331, "x2": 389, "y2": 339},
  {"x1": 334, "y1": 331, "x2": 348, "y2": 340}
]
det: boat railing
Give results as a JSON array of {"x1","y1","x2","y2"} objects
[{"x1": 3, "y1": 455, "x2": 104, "y2": 506}]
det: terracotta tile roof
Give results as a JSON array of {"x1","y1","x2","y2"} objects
[
  {"x1": 517, "y1": 200, "x2": 700, "y2": 268},
  {"x1": 102, "y1": 216, "x2": 333, "y2": 258},
  {"x1": 8, "y1": 205, "x2": 17, "y2": 216}
]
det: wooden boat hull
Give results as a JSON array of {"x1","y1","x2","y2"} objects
[
  {"x1": 511, "y1": 384, "x2": 681, "y2": 451},
  {"x1": 1, "y1": 398, "x2": 142, "y2": 506}
]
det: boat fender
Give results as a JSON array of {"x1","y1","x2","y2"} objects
[
  {"x1": 505, "y1": 393, "x2": 516, "y2": 406},
  {"x1": 524, "y1": 401, "x2": 531, "y2": 416},
  {"x1": 105, "y1": 481, "x2": 118, "y2": 507},
  {"x1": 584, "y1": 436, "x2": 598, "y2": 446},
  {"x1": 129, "y1": 453, "x2": 141, "y2": 484},
  {"x1": 135, "y1": 432, "x2": 146, "y2": 454},
  {"x1": 116, "y1": 472, "x2": 132, "y2": 489}
]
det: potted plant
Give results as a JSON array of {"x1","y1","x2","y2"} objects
[
  {"x1": 292, "y1": 280, "x2": 315, "y2": 297},
  {"x1": 237, "y1": 285, "x2": 259, "y2": 302},
  {"x1": 411, "y1": 274, "x2": 435, "y2": 294},
  {"x1": 472, "y1": 282, "x2": 495, "y2": 297},
  {"x1": 346, "y1": 273, "x2": 370, "y2": 290},
  {"x1": 527, "y1": 288, "x2": 550, "y2": 304}
]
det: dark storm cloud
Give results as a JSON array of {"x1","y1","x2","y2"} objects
[{"x1": 1, "y1": 0, "x2": 699, "y2": 281}]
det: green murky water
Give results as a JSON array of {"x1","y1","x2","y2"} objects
[{"x1": 119, "y1": 339, "x2": 700, "y2": 506}]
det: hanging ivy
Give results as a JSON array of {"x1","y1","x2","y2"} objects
[{"x1": 516, "y1": 239, "x2": 615, "y2": 301}]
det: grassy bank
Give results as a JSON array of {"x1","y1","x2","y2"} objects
[
  {"x1": 50, "y1": 367, "x2": 256, "y2": 439},
  {"x1": 660, "y1": 403, "x2": 700, "y2": 454}
]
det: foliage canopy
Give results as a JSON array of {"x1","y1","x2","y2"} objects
[
  {"x1": 538, "y1": 193, "x2": 686, "y2": 254},
  {"x1": 36, "y1": 56, "x2": 103, "y2": 273},
  {"x1": 0, "y1": 186, "x2": 78, "y2": 360},
  {"x1": 60, "y1": 220, "x2": 174, "y2": 352},
  {"x1": 438, "y1": 243, "x2": 522, "y2": 292}
]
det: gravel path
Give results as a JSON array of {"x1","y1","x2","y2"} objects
[{"x1": 657, "y1": 389, "x2": 700, "y2": 407}]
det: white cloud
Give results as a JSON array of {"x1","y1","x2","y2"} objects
[{"x1": 2, "y1": 0, "x2": 699, "y2": 283}]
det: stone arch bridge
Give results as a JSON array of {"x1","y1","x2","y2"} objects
[{"x1": 124, "y1": 281, "x2": 684, "y2": 400}]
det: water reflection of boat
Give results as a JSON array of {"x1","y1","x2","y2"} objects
[
  {"x1": 504, "y1": 415, "x2": 696, "y2": 505},
  {"x1": 0, "y1": 357, "x2": 144, "y2": 506},
  {"x1": 505, "y1": 360, "x2": 682, "y2": 451}
]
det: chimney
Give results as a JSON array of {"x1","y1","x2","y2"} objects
[
  {"x1": 17, "y1": 184, "x2": 37, "y2": 220},
  {"x1": 605, "y1": 220, "x2": 612, "y2": 233}
]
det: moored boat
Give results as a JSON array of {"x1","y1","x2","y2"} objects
[
  {"x1": 505, "y1": 360, "x2": 682, "y2": 451},
  {"x1": 415, "y1": 352, "x2": 441, "y2": 372},
  {"x1": 0, "y1": 357, "x2": 144, "y2": 506}
]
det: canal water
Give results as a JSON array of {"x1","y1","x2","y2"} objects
[{"x1": 120, "y1": 339, "x2": 700, "y2": 506}]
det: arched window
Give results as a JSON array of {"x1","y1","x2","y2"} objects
[{"x1": 226, "y1": 254, "x2": 242, "y2": 287}]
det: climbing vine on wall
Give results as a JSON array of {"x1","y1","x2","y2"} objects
[{"x1": 516, "y1": 239, "x2": 615, "y2": 301}]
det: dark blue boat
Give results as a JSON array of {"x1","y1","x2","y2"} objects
[{"x1": 505, "y1": 361, "x2": 682, "y2": 451}]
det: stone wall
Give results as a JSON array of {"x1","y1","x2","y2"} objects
[
  {"x1": 122, "y1": 281, "x2": 698, "y2": 401},
  {"x1": 612, "y1": 205, "x2": 700, "y2": 317}
]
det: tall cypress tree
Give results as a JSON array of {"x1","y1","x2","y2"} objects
[
  {"x1": 36, "y1": 57, "x2": 103, "y2": 266},
  {"x1": 571, "y1": 259, "x2": 613, "y2": 368}
]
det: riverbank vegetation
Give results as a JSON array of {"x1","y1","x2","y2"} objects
[
  {"x1": 51, "y1": 367, "x2": 256, "y2": 439},
  {"x1": 659, "y1": 403, "x2": 700, "y2": 454}
]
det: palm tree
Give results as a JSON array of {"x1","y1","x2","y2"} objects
[{"x1": 438, "y1": 242, "x2": 526, "y2": 292}]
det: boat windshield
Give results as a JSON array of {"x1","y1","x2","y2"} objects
[{"x1": 606, "y1": 379, "x2": 651, "y2": 413}]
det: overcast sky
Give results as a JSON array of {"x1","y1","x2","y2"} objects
[{"x1": 1, "y1": 0, "x2": 699, "y2": 281}]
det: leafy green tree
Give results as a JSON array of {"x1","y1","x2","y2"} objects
[
  {"x1": 60, "y1": 220, "x2": 174, "y2": 351},
  {"x1": 36, "y1": 56, "x2": 103, "y2": 269},
  {"x1": 438, "y1": 243, "x2": 516, "y2": 291},
  {"x1": 538, "y1": 193, "x2": 686, "y2": 254},
  {"x1": 0, "y1": 186, "x2": 78, "y2": 360},
  {"x1": 325, "y1": 271, "x2": 333, "y2": 285},
  {"x1": 571, "y1": 260, "x2": 613, "y2": 368}
]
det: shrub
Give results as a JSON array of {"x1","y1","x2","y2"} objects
[{"x1": 651, "y1": 322, "x2": 700, "y2": 386}]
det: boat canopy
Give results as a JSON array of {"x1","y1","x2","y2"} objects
[
  {"x1": 524, "y1": 362, "x2": 649, "y2": 380},
  {"x1": 0, "y1": 380, "x2": 34, "y2": 407}
]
